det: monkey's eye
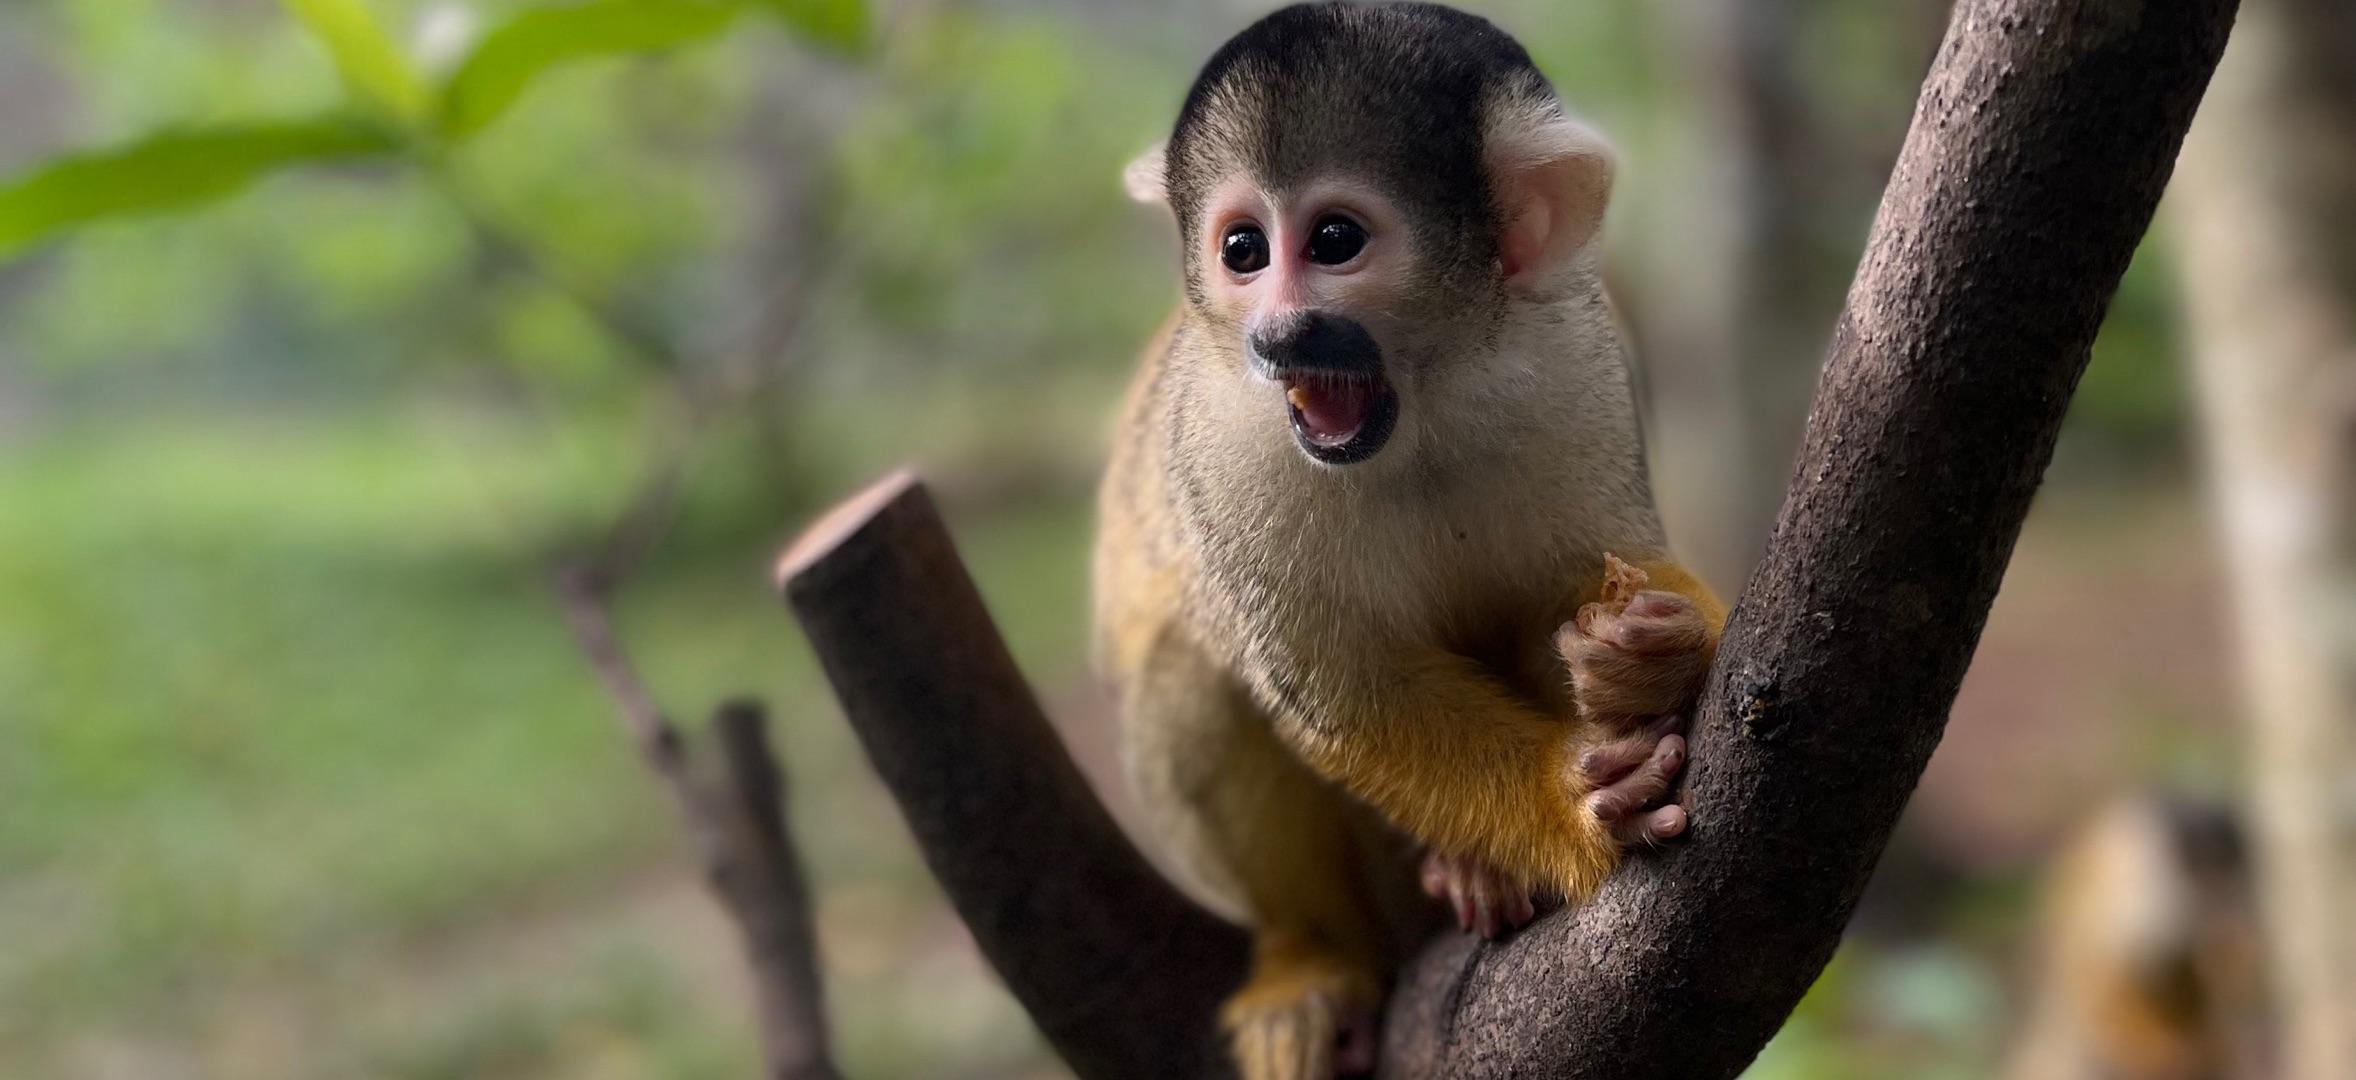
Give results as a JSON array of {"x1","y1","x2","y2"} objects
[
  {"x1": 1221, "y1": 224, "x2": 1270, "y2": 275},
  {"x1": 1306, "y1": 215, "x2": 1368, "y2": 266}
]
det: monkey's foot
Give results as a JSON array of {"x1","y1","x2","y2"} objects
[
  {"x1": 1419, "y1": 849, "x2": 1538, "y2": 939},
  {"x1": 1222, "y1": 958, "x2": 1380, "y2": 1079},
  {"x1": 1559, "y1": 557, "x2": 1713, "y2": 725},
  {"x1": 1576, "y1": 714, "x2": 1690, "y2": 846}
]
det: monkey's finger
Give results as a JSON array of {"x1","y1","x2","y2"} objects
[
  {"x1": 1585, "y1": 734, "x2": 1686, "y2": 821},
  {"x1": 1470, "y1": 875, "x2": 1498, "y2": 939},
  {"x1": 1562, "y1": 635, "x2": 1707, "y2": 721},
  {"x1": 1611, "y1": 804, "x2": 1689, "y2": 846},
  {"x1": 1575, "y1": 735, "x2": 1653, "y2": 785},
  {"x1": 1567, "y1": 591, "x2": 1706, "y2": 655},
  {"x1": 1622, "y1": 589, "x2": 1692, "y2": 621},
  {"x1": 1574, "y1": 715, "x2": 1678, "y2": 783}
]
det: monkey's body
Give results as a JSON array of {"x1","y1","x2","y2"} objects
[
  {"x1": 1092, "y1": 5, "x2": 1724, "y2": 1076},
  {"x1": 1095, "y1": 285, "x2": 1721, "y2": 1073}
]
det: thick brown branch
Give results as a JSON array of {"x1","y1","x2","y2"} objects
[
  {"x1": 774, "y1": 0, "x2": 2236, "y2": 1076},
  {"x1": 1382, "y1": 0, "x2": 2236, "y2": 1071},
  {"x1": 775, "y1": 473, "x2": 1247, "y2": 1079}
]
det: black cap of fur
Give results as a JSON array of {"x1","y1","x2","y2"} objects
[{"x1": 1165, "y1": 3, "x2": 1554, "y2": 287}]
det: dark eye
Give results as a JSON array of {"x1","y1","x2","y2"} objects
[
  {"x1": 1221, "y1": 224, "x2": 1270, "y2": 274},
  {"x1": 1306, "y1": 215, "x2": 1367, "y2": 265}
]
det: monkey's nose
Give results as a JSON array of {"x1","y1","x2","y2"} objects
[{"x1": 1249, "y1": 310, "x2": 1383, "y2": 380}]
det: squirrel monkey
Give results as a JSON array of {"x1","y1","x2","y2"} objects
[
  {"x1": 1092, "y1": 4, "x2": 1724, "y2": 1075},
  {"x1": 2005, "y1": 797, "x2": 2269, "y2": 1080}
]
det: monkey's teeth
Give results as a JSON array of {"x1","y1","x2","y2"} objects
[{"x1": 1285, "y1": 375, "x2": 1375, "y2": 447}]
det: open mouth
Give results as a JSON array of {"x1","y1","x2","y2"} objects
[{"x1": 1282, "y1": 370, "x2": 1399, "y2": 465}]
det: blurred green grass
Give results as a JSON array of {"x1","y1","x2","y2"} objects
[{"x1": 0, "y1": 403, "x2": 1093, "y2": 1076}]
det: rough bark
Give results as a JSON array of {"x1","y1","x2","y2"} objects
[
  {"x1": 2168, "y1": 0, "x2": 2356, "y2": 1073},
  {"x1": 1380, "y1": 0, "x2": 2233, "y2": 1072},
  {"x1": 775, "y1": 0, "x2": 2235, "y2": 1075}
]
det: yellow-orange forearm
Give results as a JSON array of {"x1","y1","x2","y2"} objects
[{"x1": 1281, "y1": 649, "x2": 1616, "y2": 900}]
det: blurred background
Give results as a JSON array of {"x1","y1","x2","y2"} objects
[{"x1": 1, "y1": 0, "x2": 2347, "y2": 1077}]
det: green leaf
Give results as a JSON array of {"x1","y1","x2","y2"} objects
[
  {"x1": 283, "y1": 0, "x2": 430, "y2": 125},
  {"x1": 0, "y1": 119, "x2": 399, "y2": 259},
  {"x1": 434, "y1": 0, "x2": 747, "y2": 141},
  {"x1": 753, "y1": 0, "x2": 871, "y2": 54}
]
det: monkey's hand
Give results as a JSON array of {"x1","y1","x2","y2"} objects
[
  {"x1": 1412, "y1": 555, "x2": 1717, "y2": 940},
  {"x1": 1419, "y1": 714, "x2": 1689, "y2": 938},
  {"x1": 1559, "y1": 555, "x2": 1717, "y2": 727},
  {"x1": 1290, "y1": 559, "x2": 1720, "y2": 938}
]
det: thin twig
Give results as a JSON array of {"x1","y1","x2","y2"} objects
[
  {"x1": 553, "y1": 562, "x2": 680, "y2": 770},
  {"x1": 552, "y1": 570, "x2": 841, "y2": 1080}
]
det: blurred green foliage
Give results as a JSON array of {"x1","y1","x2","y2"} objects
[
  {"x1": 0, "y1": 0, "x2": 869, "y2": 258},
  {"x1": 0, "y1": 119, "x2": 398, "y2": 256}
]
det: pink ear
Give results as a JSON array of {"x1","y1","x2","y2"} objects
[
  {"x1": 1492, "y1": 114, "x2": 1613, "y2": 291},
  {"x1": 1123, "y1": 140, "x2": 1168, "y2": 205}
]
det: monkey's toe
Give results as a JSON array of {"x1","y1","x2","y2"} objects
[
  {"x1": 1419, "y1": 850, "x2": 1537, "y2": 939},
  {"x1": 1224, "y1": 970, "x2": 1379, "y2": 1080}
]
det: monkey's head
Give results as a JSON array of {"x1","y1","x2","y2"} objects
[{"x1": 1130, "y1": 2, "x2": 1614, "y2": 469}]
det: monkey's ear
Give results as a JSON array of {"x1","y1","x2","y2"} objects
[
  {"x1": 1123, "y1": 140, "x2": 1169, "y2": 205},
  {"x1": 1488, "y1": 101, "x2": 1615, "y2": 291}
]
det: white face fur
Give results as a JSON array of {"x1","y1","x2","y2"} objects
[{"x1": 1122, "y1": 96, "x2": 1668, "y2": 634}]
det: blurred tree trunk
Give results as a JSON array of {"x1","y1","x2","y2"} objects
[
  {"x1": 1678, "y1": 0, "x2": 1824, "y2": 588},
  {"x1": 2167, "y1": 0, "x2": 2356, "y2": 1075},
  {"x1": 1667, "y1": 0, "x2": 1945, "y2": 590}
]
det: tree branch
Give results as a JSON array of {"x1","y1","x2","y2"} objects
[
  {"x1": 775, "y1": 473, "x2": 1248, "y2": 1079},
  {"x1": 772, "y1": 0, "x2": 2237, "y2": 1075},
  {"x1": 1383, "y1": 0, "x2": 2235, "y2": 1069},
  {"x1": 554, "y1": 573, "x2": 841, "y2": 1080}
]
